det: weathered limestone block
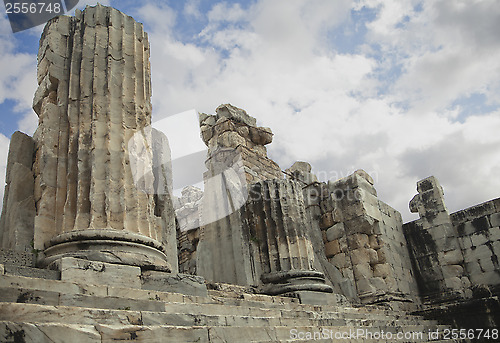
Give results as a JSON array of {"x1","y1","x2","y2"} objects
[
  {"x1": 215, "y1": 104, "x2": 257, "y2": 127},
  {"x1": 327, "y1": 170, "x2": 418, "y2": 305},
  {"x1": 249, "y1": 126, "x2": 273, "y2": 145},
  {"x1": 141, "y1": 270, "x2": 208, "y2": 297},
  {"x1": 96, "y1": 324, "x2": 209, "y2": 342},
  {"x1": 324, "y1": 240, "x2": 340, "y2": 257},
  {"x1": 0, "y1": 132, "x2": 36, "y2": 252},
  {"x1": 55, "y1": 257, "x2": 141, "y2": 289},
  {"x1": 405, "y1": 176, "x2": 470, "y2": 301},
  {"x1": 29, "y1": 5, "x2": 175, "y2": 271},
  {"x1": 326, "y1": 223, "x2": 345, "y2": 241},
  {"x1": 285, "y1": 161, "x2": 319, "y2": 185},
  {"x1": 200, "y1": 105, "x2": 282, "y2": 184},
  {"x1": 490, "y1": 212, "x2": 500, "y2": 227},
  {"x1": 1, "y1": 321, "x2": 102, "y2": 343}
]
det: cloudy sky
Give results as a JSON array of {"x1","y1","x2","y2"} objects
[{"x1": 1, "y1": 0, "x2": 499, "y2": 222}]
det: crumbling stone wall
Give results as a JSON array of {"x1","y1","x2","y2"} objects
[
  {"x1": 404, "y1": 176, "x2": 500, "y2": 327},
  {"x1": 199, "y1": 104, "x2": 282, "y2": 184},
  {"x1": 405, "y1": 176, "x2": 500, "y2": 301},
  {"x1": 320, "y1": 170, "x2": 418, "y2": 307},
  {"x1": 453, "y1": 199, "x2": 500, "y2": 293},
  {"x1": 284, "y1": 164, "x2": 418, "y2": 306},
  {"x1": 285, "y1": 162, "x2": 356, "y2": 300}
]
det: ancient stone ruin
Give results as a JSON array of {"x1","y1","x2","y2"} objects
[{"x1": 0, "y1": 5, "x2": 499, "y2": 342}]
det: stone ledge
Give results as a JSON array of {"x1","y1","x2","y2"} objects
[
  {"x1": 141, "y1": 270, "x2": 208, "y2": 297},
  {"x1": 54, "y1": 257, "x2": 141, "y2": 289},
  {"x1": 0, "y1": 249, "x2": 34, "y2": 267},
  {"x1": 3, "y1": 264, "x2": 59, "y2": 280}
]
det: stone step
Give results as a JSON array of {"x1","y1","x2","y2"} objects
[
  {"x1": 0, "y1": 302, "x2": 438, "y2": 331},
  {"x1": 0, "y1": 321, "x2": 457, "y2": 343},
  {"x1": 2, "y1": 264, "x2": 59, "y2": 280},
  {"x1": 0, "y1": 274, "x2": 426, "y2": 323},
  {"x1": 0, "y1": 250, "x2": 34, "y2": 267},
  {"x1": 0, "y1": 287, "x2": 432, "y2": 328}
]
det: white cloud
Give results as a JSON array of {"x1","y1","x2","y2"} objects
[
  {"x1": 129, "y1": 0, "x2": 500, "y2": 222},
  {"x1": 1, "y1": 0, "x2": 499, "y2": 224},
  {"x1": 17, "y1": 110, "x2": 38, "y2": 136},
  {"x1": 362, "y1": 0, "x2": 500, "y2": 113},
  {"x1": 0, "y1": 15, "x2": 37, "y2": 109},
  {"x1": 183, "y1": 0, "x2": 202, "y2": 19}
]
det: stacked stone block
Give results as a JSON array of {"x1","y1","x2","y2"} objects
[
  {"x1": 405, "y1": 176, "x2": 470, "y2": 301},
  {"x1": 199, "y1": 104, "x2": 282, "y2": 184},
  {"x1": 285, "y1": 162, "x2": 355, "y2": 299},
  {"x1": 406, "y1": 175, "x2": 500, "y2": 302},
  {"x1": 322, "y1": 170, "x2": 418, "y2": 306},
  {"x1": 453, "y1": 200, "x2": 500, "y2": 291}
]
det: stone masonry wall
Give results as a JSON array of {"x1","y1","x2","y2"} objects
[
  {"x1": 322, "y1": 170, "x2": 419, "y2": 307},
  {"x1": 404, "y1": 176, "x2": 500, "y2": 303},
  {"x1": 452, "y1": 199, "x2": 500, "y2": 293},
  {"x1": 199, "y1": 104, "x2": 282, "y2": 184}
]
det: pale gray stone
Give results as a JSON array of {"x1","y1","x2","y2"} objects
[
  {"x1": 347, "y1": 233, "x2": 369, "y2": 249},
  {"x1": 350, "y1": 248, "x2": 377, "y2": 265},
  {"x1": 355, "y1": 278, "x2": 377, "y2": 295},
  {"x1": 464, "y1": 244, "x2": 491, "y2": 263},
  {"x1": 470, "y1": 271, "x2": 500, "y2": 286},
  {"x1": 490, "y1": 212, "x2": 500, "y2": 227},
  {"x1": 438, "y1": 249, "x2": 463, "y2": 266},
  {"x1": 478, "y1": 257, "x2": 496, "y2": 272},
  {"x1": 471, "y1": 233, "x2": 488, "y2": 247},
  {"x1": 326, "y1": 223, "x2": 345, "y2": 242},
  {"x1": 27, "y1": 5, "x2": 175, "y2": 271},
  {"x1": 58, "y1": 257, "x2": 141, "y2": 288},
  {"x1": 141, "y1": 270, "x2": 208, "y2": 297},
  {"x1": 373, "y1": 263, "x2": 392, "y2": 278},
  {"x1": 0, "y1": 321, "x2": 101, "y2": 343},
  {"x1": 331, "y1": 253, "x2": 349, "y2": 269},
  {"x1": 353, "y1": 263, "x2": 372, "y2": 280},
  {"x1": 442, "y1": 265, "x2": 464, "y2": 278},
  {"x1": 215, "y1": 103, "x2": 257, "y2": 127}
]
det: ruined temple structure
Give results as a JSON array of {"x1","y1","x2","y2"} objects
[{"x1": 0, "y1": 5, "x2": 499, "y2": 343}]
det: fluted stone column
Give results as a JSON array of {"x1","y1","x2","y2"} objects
[
  {"x1": 245, "y1": 179, "x2": 333, "y2": 295},
  {"x1": 32, "y1": 5, "x2": 175, "y2": 271}
]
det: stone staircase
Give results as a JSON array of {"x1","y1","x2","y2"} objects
[{"x1": 0, "y1": 254, "x2": 460, "y2": 342}]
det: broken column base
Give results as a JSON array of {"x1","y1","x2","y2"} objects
[
  {"x1": 260, "y1": 270, "x2": 333, "y2": 304},
  {"x1": 40, "y1": 230, "x2": 171, "y2": 272},
  {"x1": 50, "y1": 257, "x2": 208, "y2": 297}
]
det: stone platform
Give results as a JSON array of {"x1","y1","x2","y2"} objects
[{"x1": 0, "y1": 252, "x2": 459, "y2": 342}]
